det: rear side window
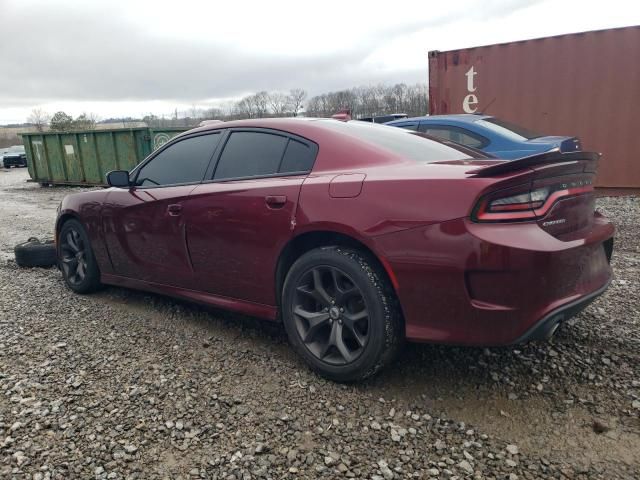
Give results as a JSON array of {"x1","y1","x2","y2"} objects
[
  {"x1": 135, "y1": 133, "x2": 221, "y2": 187},
  {"x1": 419, "y1": 125, "x2": 487, "y2": 149},
  {"x1": 321, "y1": 120, "x2": 472, "y2": 162},
  {"x1": 213, "y1": 131, "x2": 316, "y2": 180},
  {"x1": 477, "y1": 117, "x2": 542, "y2": 140},
  {"x1": 280, "y1": 139, "x2": 315, "y2": 173},
  {"x1": 393, "y1": 122, "x2": 418, "y2": 131},
  {"x1": 214, "y1": 131, "x2": 287, "y2": 180}
]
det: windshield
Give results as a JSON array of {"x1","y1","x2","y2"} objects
[
  {"x1": 321, "y1": 120, "x2": 473, "y2": 163},
  {"x1": 475, "y1": 117, "x2": 542, "y2": 141}
]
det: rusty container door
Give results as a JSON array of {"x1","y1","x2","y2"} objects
[{"x1": 428, "y1": 26, "x2": 640, "y2": 188}]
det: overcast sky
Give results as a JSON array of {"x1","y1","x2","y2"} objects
[{"x1": 1, "y1": 0, "x2": 639, "y2": 124}]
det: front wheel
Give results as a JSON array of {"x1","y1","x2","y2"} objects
[
  {"x1": 282, "y1": 247, "x2": 402, "y2": 382},
  {"x1": 58, "y1": 219, "x2": 102, "y2": 294}
]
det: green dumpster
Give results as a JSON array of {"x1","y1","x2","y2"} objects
[
  {"x1": 149, "y1": 127, "x2": 191, "y2": 151},
  {"x1": 21, "y1": 127, "x2": 189, "y2": 186}
]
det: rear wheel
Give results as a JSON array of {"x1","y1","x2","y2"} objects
[
  {"x1": 282, "y1": 247, "x2": 402, "y2": 382},
  {"x1": 58, "y1": 219, "x2": 102, "y2": 293}
]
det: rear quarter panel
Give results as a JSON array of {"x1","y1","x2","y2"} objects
[{"x1": 297, "y1": 163, "x2": 510, "y2": 238}]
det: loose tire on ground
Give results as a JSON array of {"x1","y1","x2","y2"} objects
[
  {"x1": 58, "y1": 219, "x2": 102, "y2": 294},
  {"x1": 14, "y1": 237, "x2": 57, "y2": 268},
  {"x1": 282, "y1": 246, "x2": 403, "y2": 382}
]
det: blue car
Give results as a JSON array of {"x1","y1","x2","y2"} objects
[{"x1": 386, "y1": 114, "x2": 580, "y2": 159}]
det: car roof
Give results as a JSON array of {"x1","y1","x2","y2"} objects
[
  {"x1": 186, "y1": 116, "x2": 322, "y2": 130},
  {"x1": 389, "y1": 114, "x2": 492, "y2": 124},
  {"x1": 178, "y1": 117, "x2": 379, "y2": 140},
  {"x1": 182, "y1": 115, "x2": 497, "y2": 139}
]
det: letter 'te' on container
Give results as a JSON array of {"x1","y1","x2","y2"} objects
[{"x1": 428, "y1": 25, "x2": 640, "y2": 188}]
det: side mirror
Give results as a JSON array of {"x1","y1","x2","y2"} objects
[{"x1": 106, "y1": 170, "x2": 131, "y2": 188}]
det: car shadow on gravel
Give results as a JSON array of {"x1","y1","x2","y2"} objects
[{"x1": 96, "y1": 283, "x2": 290, "y2": 342}]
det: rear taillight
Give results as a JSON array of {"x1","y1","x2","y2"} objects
[{"x1": 472, "y1": 182, "x2": 593, "y2": 222}]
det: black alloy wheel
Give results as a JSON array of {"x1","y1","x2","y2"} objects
[
  {"x1": 60, "y1": 228, "x2": 88, "y2": 286},
  {"x1": 58, "y1": 219, "x2": 102, "y2": 293},
  {"x1": 282, "y1": 247, "x2": 403, "y2": 382},
  {"x1": 293, "y1": 265, "x2": 370, "y2": 365}
]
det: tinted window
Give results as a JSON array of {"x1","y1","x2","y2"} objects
[
  {"x1": 374, "y1": 116, "x2": 393, "y2": 123},
  {"x1": 320, "y1": 120, "x2": 471, "y2": 162},
  {"x1": 214, "y1": 131, "x2": 287, "y2": 180},
  {"x1": 378, "y1": 115, "x2": 407, "y2": 123},
  {"x1": 393, "y1": 122, "x2": 418, "y2": 131},
  {"x1": 475, "y1": 118, "x2": 542, "y2": 140},
  {"x1": 135, "y1": 134, "x2": 220, "y2": 187},
  {"x1": 419, "y1": 125, "x2": 486, "y2": 149},
  {"x1": 280, "y1": 139, "x2": 315, "y2": 173}
]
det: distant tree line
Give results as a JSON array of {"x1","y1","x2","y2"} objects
[
  {"x1": 141, "y1": 84, "x2": 426, "y2": 127},
  {"x1": 305, "y1": 83, "x2": 427, "y2": 119},
  {"x1": 216, "y1": 83, "x2": 426, "y2": 121},
  {"x1": 16, "y1": 82, "x2": 428, "y2": 133}
]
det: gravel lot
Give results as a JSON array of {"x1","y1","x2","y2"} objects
[{"x1": 1, "y1": 168, "x2": 638, "y2": 479}]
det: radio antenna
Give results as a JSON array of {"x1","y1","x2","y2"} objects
[{"x1": 478, "y1": 97, "x2": 496, "y2": 115}]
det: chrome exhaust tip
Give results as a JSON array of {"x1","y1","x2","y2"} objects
[{"x1": 545, "y1": 322, "x2": 561, "y2": 340}]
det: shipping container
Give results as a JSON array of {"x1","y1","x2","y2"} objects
[
  {"x1": 428, "y1": 25, "x2": 640, "y2": 188},
  {"x1": 21, "y1": 127, "x2": 188, "y2": 186}
]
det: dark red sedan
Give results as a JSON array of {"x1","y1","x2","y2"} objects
[{"x1": 56, "y1": 119, "x2": 614, "y2": 381}]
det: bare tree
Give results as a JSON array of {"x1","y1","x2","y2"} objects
[
  {"x1": 190, "y1": 104, "x2": 200, "y2": 120},
  {"x1": 304, "y1": 95, "x2": 321, "y2": 117},
  {"x1": 235, "y1": 97, "x2": 256, "y2": 119},
  {"x1": 27, "y1": 108, "x2": 50, "y2": 132},
  {"x1": 287, "y1": 89, "x2": 307, "y2": 117},
  {"x1": 268, "y1": 92, "x2": 289, "y2": 116},
  {"x1": 203, "y1": 107, "x2": 224, "y2": 120},
  {"x1": 251, "y1": 91, "x2": 270, "y2": 118}
]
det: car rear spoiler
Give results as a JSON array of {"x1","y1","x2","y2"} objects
[{"x1": 466, "y1": 150, "x2": 601, "y2": 177}]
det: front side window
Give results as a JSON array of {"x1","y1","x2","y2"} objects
[
  {"x1": 214, "y1": 131, "x2": 288, "y2": 180},
  {"x1": 135, "y1": 133, "x2": 221, "y2": 187}
]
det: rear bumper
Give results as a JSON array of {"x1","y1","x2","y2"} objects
[
  {"x1": 511, "y1": 278, "x2": 609, "y2": 343},
  {"x1": 373, "y1": 215, "x2": 614, "y2": 346}
]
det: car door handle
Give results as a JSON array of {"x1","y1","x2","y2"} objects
[
  {"x1": 265, "y1": 195, "x2": 287, "y2": 209},
  {"x1": 167, "y1": 204, "x2": 182, "y2": 216}
]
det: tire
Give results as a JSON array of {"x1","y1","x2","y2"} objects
[
  {"x1": 58, "y1": 219, "x2": 102, "y2": 294},
  {"x1": 282, "y1": 247, "x2": 403, "y2": 382},
  {"x1": 14, "y1": 237, "x2": 57, "y2": 268}
]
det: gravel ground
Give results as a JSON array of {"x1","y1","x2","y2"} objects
[{"x1": 0, "y1": 168, "x2": 638, "y2": 479}]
